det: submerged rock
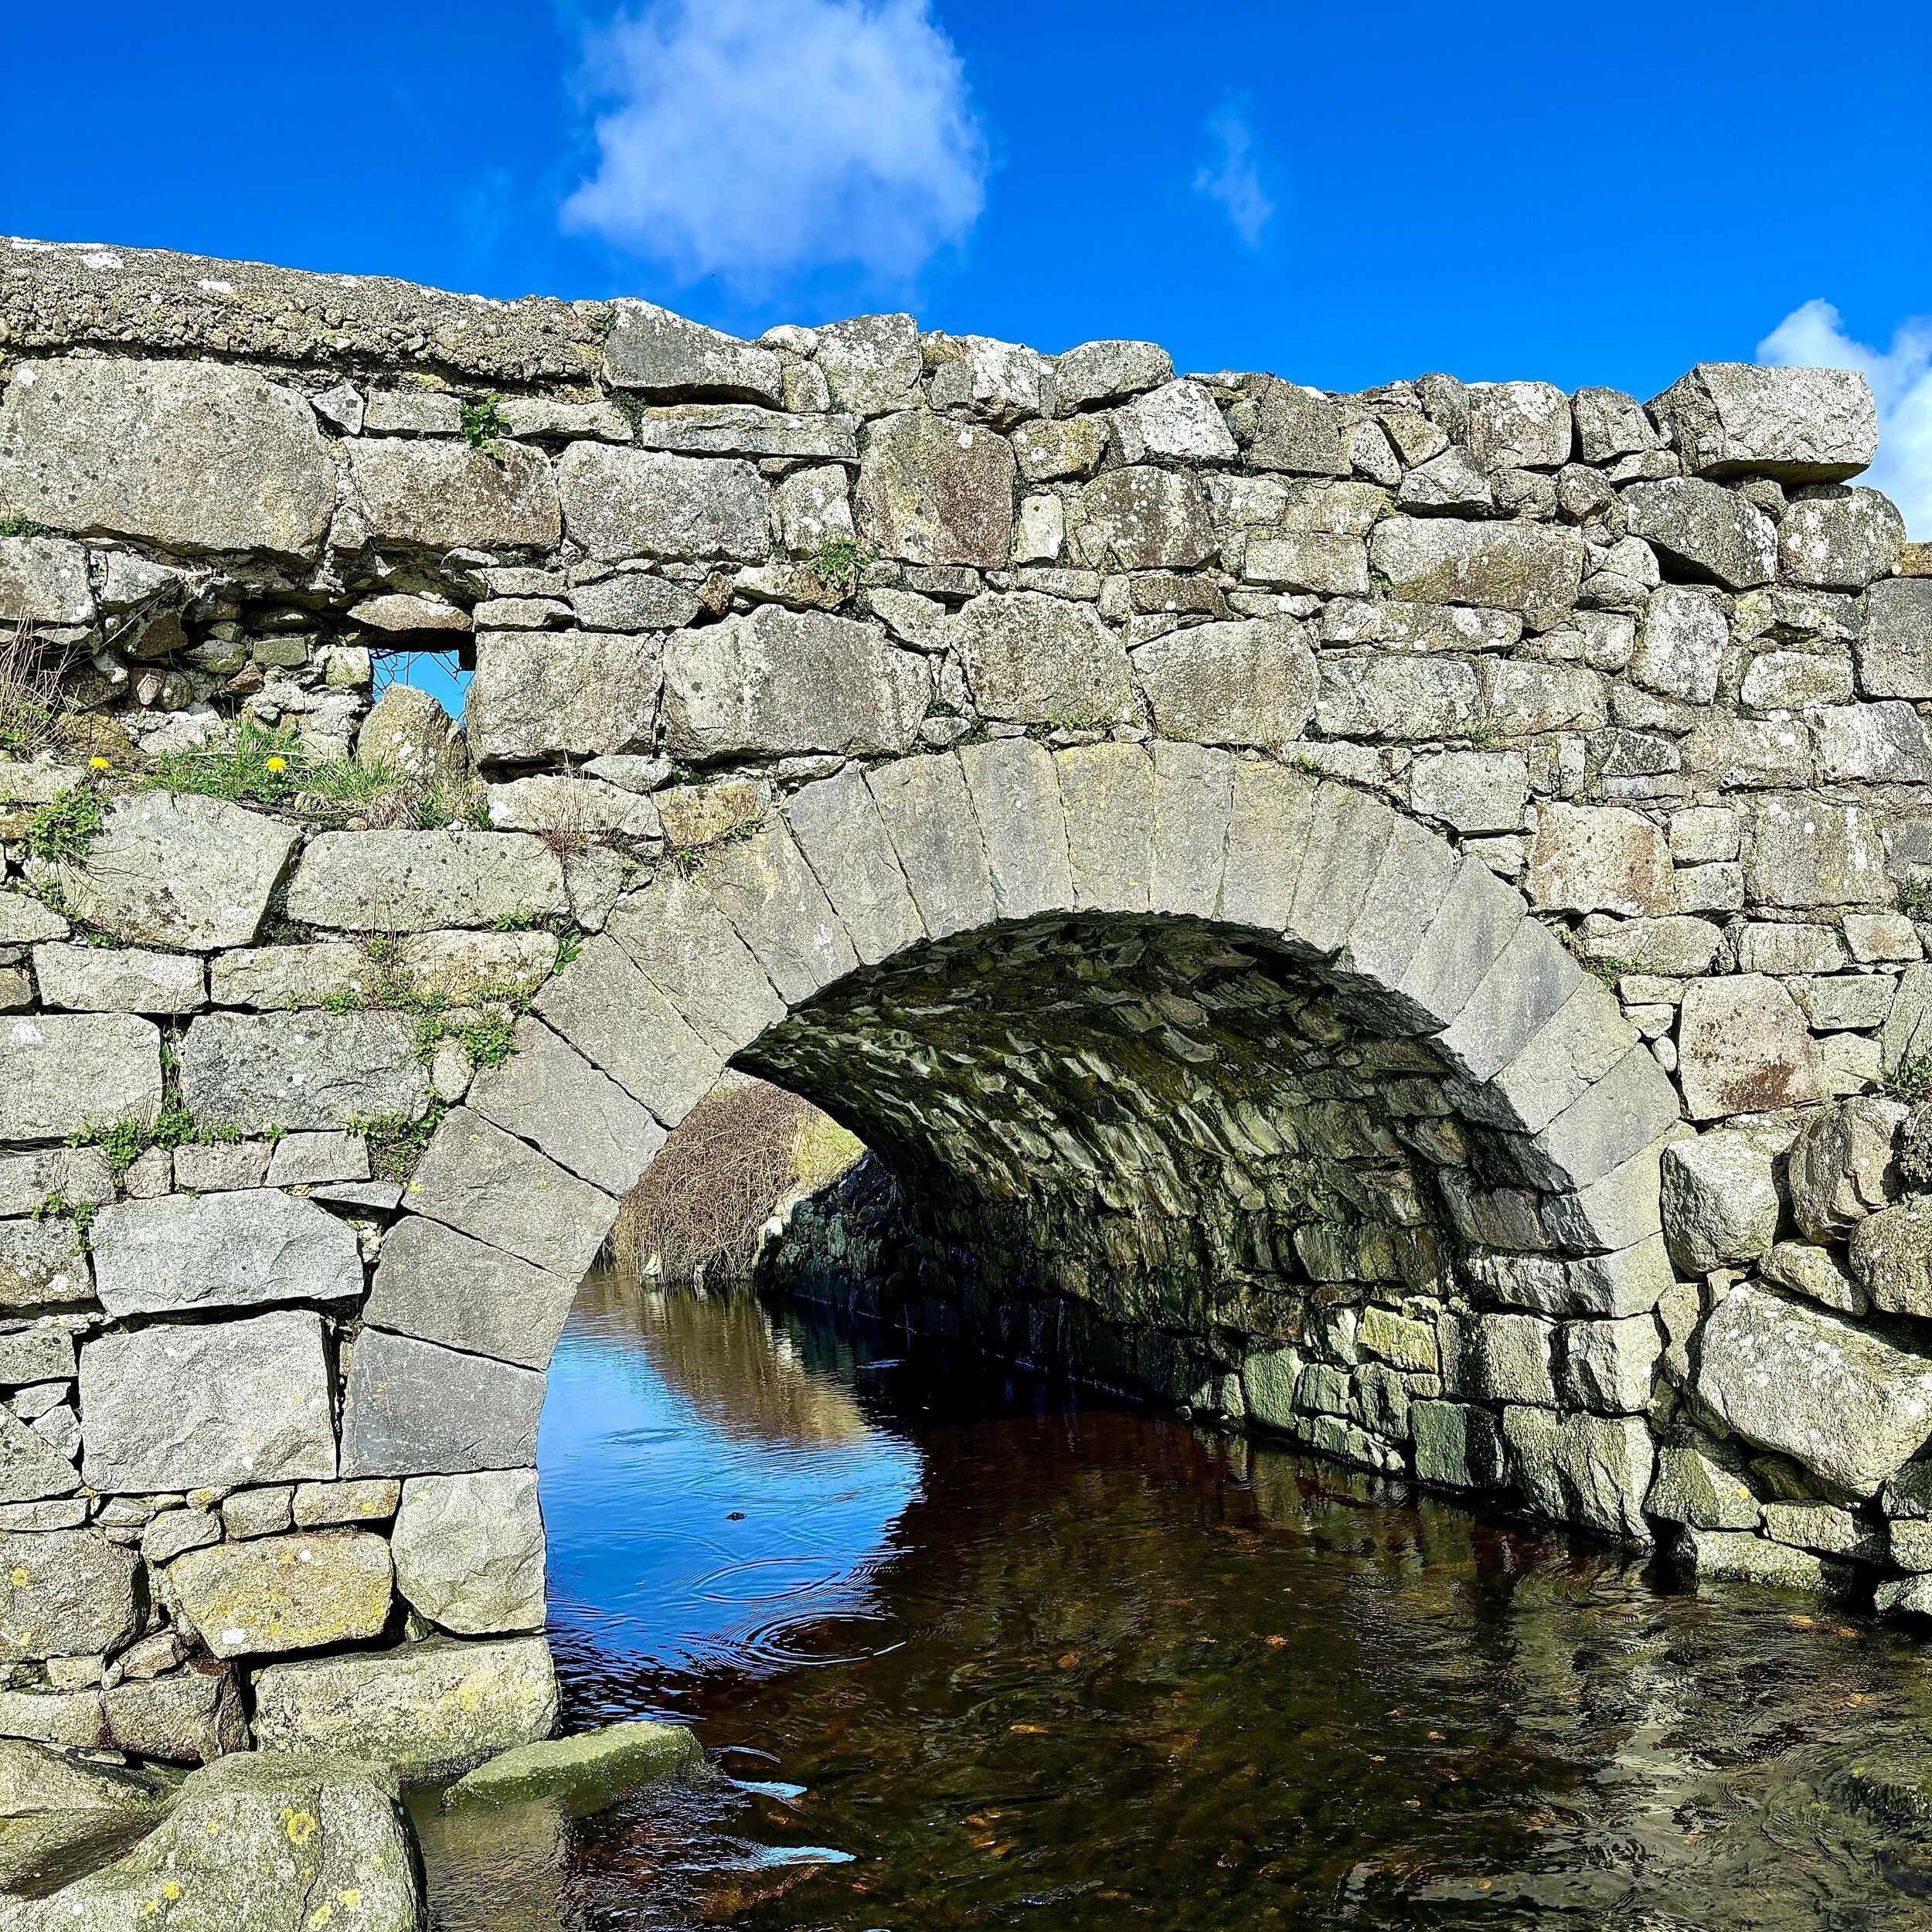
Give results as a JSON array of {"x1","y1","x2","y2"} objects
[{"x1": 442, "y1": 1719, "x2": 706, "y2": 1815}]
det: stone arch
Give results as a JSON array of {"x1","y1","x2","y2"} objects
[{"x1": 343, "y1": 740, "x2": 1679, "y2": 1564}]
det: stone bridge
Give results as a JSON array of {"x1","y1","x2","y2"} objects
[{"x1": 1, "y1": 236, "x2": 1931, "y2": 1771}]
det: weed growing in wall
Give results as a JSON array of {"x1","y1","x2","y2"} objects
[{"x1": 461, "y1": 394, "x2": 511, "y2": 463}]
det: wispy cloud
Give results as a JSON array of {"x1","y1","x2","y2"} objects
[
  {"x1": 561, "y1": 0, "x2": 986, "y2": 293},
  {"x1": 1760, "y1": 300, "x2": 1932, "y2": 536},
  {"x1": 1193, "y1": 95, "x2": 1273, "y2": 248}
]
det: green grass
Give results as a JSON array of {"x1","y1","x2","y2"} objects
[
  {"x1": 349, "y1": 1104, "x2": 447, "y2": 1184},
  {"x1": 1887, "y1": 1056, "x2": 1932, "y2": 1104},
  {"x1": 23, "y1": 788, "x2": 104, "y2": 865}
]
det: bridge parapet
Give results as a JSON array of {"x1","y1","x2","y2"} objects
[{"x1": 1, "y1": 236, "x2": 1930, "y2": 1766}]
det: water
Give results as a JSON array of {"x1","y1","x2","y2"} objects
[{"x1": 418, "y1": 1272, "x2": 1932, "y2": 1930}]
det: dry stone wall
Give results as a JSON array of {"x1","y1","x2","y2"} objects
[{"x1": 0, "y1": 236, "x2": 1930, "y2": 1772}]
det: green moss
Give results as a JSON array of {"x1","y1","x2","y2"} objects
[{"x1": 0, "y1": 516, "x2": 55, "y2": 540}]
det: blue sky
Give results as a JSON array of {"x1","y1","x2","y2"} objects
[{"x1": 8, "y1": 0, "x2": 1931, "y2": 530}]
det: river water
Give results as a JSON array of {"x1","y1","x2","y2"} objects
[{"x1": 417, "y1": 1271, "x2": 1932, "y2": 1930}]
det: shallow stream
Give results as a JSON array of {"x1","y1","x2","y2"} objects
[{"x1": 418, "y1": 1270, "x2": 1932, "y2": 1929}]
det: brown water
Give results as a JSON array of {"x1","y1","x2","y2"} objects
[{"x1": 418, "y1": 1273, "x2": 1932, "y2": 1930}]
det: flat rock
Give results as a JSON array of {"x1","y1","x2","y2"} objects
[
  {"x1": 954, "y1": 590, "x2": 1131, "y2": 728},
  {"x1": 856, "y1": 412, "x2": 1015, "y2": 569},
  {"x1": 0, "y1": 1529, "x2": 141, "y2": 1661},
  {"x1": 1131, "y1": 617, "x2": 1316, "y2": 747},
  {"x1": 80, "y1": 1309, "x2": 335, "y2": 1494},
  {"x1": 603, "y1": 299, "x2": 784, "y2": 402},
  {"x1": 168, "y1": 1529, "x2": 393, "y2": 1659},
  {"x1": 1675, "y1": 1526, "x2": 1852, "y2": 1595},
  {"x1": 250, "y1": 1633, "x2": 558, "y2": 1779},
  {"x1": 349, "y1": 434, "x2": 560, "y2": 549},
  {"x1": 466, "y1": 629, "x2": 662, "y2": 764},
  {"x1": 0, "y1": 357, "x2": 335, "y2": 559},
  {"x1": 1621, "y1": 479, "x2": 1778, "y2": 589},
  {"x1": 342, "y1": 1326, "x2": 546, "y2": 1478},
  {"x1": 1859, "y1": 579, "x2": 1932, "y2": 700},
  {"x1": 0, "y1": 1013, "x2": 161, "y2": 1142},
  {"x1": 393, "y1": 1470, "x2": 546, "y2": 1635},
  {"x1": 31, "y1": 942, "x2": 204, "y2": 1014},
  {"x1": 0, "y1": 1687, "x2": 106, "y2": 1748},
  {"x1": 0, "y1": 1747, "x2": 420, "y2": 1931},
  {"x1": 46, "y1": 793, "x2": 298, "y2": 952},
  {"x1": 444, "y1": 1719, "x2": 705, "y2": 1815},
  {"x1": 0, "y1": 1218, "x2": 91, "y2": 1314},
  {"x1": 177, "y1": 1009, "x2": 430, "y2": 1134},
  {"x1": 288, "y1": 828, "x2": 566, "y2": 933},
  {"x1": 1696, "y1": 1284, "x2": 1932, "y2": 1496},
  {"x1": 1527, "y1": 802, "x2": 1673, "y2": 918},
  {"x1": 633, "y1": 403, "x2": 856, "y2": 459},
  {"x1": 1368, "y1": 516, "x2": 1584, "y2": 618},
  {"x1": 102, "y1": 1662, "x2": 247, "y2": 1764},
  {"x1": 1078, "y1": 467, "x2": 1214, "y2": 570},
  {"x1": 207, "y1": 941, "x2": 376, "y2": 1010},
  {"x1": 90, "y1": 1189, "x2": 362, "y2": 1318},
  {"x1": 1648, "y1": 363, "x2": 1878, "y2": 482},
  {"x1": 556, "y1": 443, "x2": 768, "y2": 563},
  {"x1": 0, "y1": 1404, "x2": 80, "y2": 1505},
  {"x1": 568, "y1": 571, "x2": 701, "y2": 633},
  {"x1": 662, "y1": 605, "x2": 927, "y2": 760}
]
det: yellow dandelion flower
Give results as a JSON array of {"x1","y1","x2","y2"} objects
[
  {"x1": 265, "y1": 756, "x2": 288, "y2": 774},
  {"x1": 89, "y1": 756, "x2": 110, "y2": 771}
]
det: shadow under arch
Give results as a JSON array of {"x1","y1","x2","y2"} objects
[{"x1": 345, "y1": 740, "x2": 1684, "y2": 1564}]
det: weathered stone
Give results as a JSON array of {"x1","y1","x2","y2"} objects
[
  {"x1": 1849, "y1": 1199, "x2": 1932, "y2": 1319},
  {"x1": 867, "y1": 755, "x2": 997, "y2": 939},
  {"x1": 1660, "y1": 1130, "x2": 1781, "y2": 1274},
  {"x1": 90, "y1": 1190, "x2": 361, "y2": 1318},
  {"x1": 1368, "y1": 517, "x2": 1583, "y2": 617},
  {"x1": 140, "y1": 1507, "x2": 220, "y2": 1566},
  {"x1": 0, "y1": 1687, "x2": 104, "y2": 1748},
  {"x1": 445, "y1": 1717, "x2": 704, "y2": 1815},
  {"x1": 294, "y1": 1478, "x2": 400, "y2": 1529},
  {"x1": 1055, "y1": 339, "x2": 1172, "y2": 412},
  {"x1": 1315, "y1": 654, "x2": 1478, "y2": 739},
  {"x1": 1059, "y1": 743, "x2": 1154, "y2": 914},
  {"x1": 570, "y1": 571, "x2": 702, "y2": 634},
  {"x1": 349, "y1": 590, "x2": 470, "y2": 633},
  {"x1": 1468, "y1": 381, "x2": 1573, "y2": 469},
  {"x1": 1411, "y1": 1400, "x2": 1505, "y2": 1490},
  {"x1": 1787, "y1": 1097, "x2": 1901, "y2": 1241},
  {"x1": 168, "y1": 1529, "x2": 391, "y2": 1659},
  {"x1": 221, "y1": 1485, "x2": 294, "y2": 1539},
  {"x1": 0, "y1": 1012, "x2": 161, "y2": 1143},
  {"x1": 1646, "y1": 1427, "x2": 1760, "y2": 1529},
  {"x1": 287, "y1": 829, "x2": 566, "y2": 933},
  {"x1": 814, "y1": 314, "x2": 923, "y2": 416},
  {"x1": 0, "y1": 358, "x2": 335, "y2": 558},
  {"x1": 349, "y1": 435, "x2": 560, "y2": 549},
  {"x1": 178, "y1": 1010, "x2": 430, "y2": 1134},
  {"x1": 32, "y1": 941, "x2": 203, "y2": 1015},
  {"x1": 1883, "y1": 963, "x2": 1932, "y2": 1075},
  {"x1": 467, "y1": 629, "x2": 660, "y2": 763},
  {"x1": 1131, "y1": 618, "x2": 1315, "y2": 747},
  {"x1": 1405, "y1": 750, "x2": 1526, "y2": 835},
  {"x1": 1696, "y1": 1284, "x2": 1932, "y2": 1496},
  {"x1": 356, "y1": 682, "x2": 468, "y2": 784},
  {"x1": 45, "y1": 793, "x2": 298, "y2": 952},
  {"x1": 393, "y1": 1470, "x2": 546, "y2": 1635},
  {"x1": 468, "y1": 1016, "x2": 665, "y2": 1196},
  {"x1": 1118, "y1": 379, "x2": 1236, "y2": 462},
  {"x1": 402, "y1": 1107, "x2": 617, "y2": 1277},
  {"x1": 1739, "y1": 648, "x2": 1855, "y2": 710},
  {"x1": 1630, "y1": 585, "x2": 1728, "y2": 705},
  {"x1": 1, "y1": 1747, "x2": 420, "y2": 1930},
  {"x1": 1243, "y1": 377, "x2": 1349, "y2": 474},
  {"x1": 1243, "y1": 531, "x2": 1370, "y2": 595},
  {"x1": 0, "y1": 1530, "x2": 140, "y2": 1661},
  {"x1": 1761, "y1": 1239, "x2": 1866, "y2": 1315},
  {"x1": 602, "y1": 301, "x2": 782, "y2": 401},
  {"x1": 103, "y1": 1662, "x2": 247, "y2": 1764},
  {"x1": 80, "y1": 1310, "x2": 335, "y2": 1494},
  {"x1": 944, "y1": 590, "x2": 1127, "y2": 729},
  {"x1": 250, "y1": 1633, "x2": 557, "y2": 1778},
  {"x1": 0, "y1": 1218, "x2": 90, "y2": 1315},
  {"x1": 1678, "y1": 975, "x2": 1823, "y2": 1119},
  {"x1": 1648, "y1": 363, "x2": 1878, "y2": 482},
  {"x1": 0, "y1": 892, "x2": 65, "y2": 947},
  {"x1": 1743, "y1": 797, "x2": 1886, "y2": 908},
  {"x1": 1501, "y1": 1406, "x2": 1653, "y2": 1541},
  {"x1": 856, "y1": 412, "x2": 1015, "y2": 569},
  {"x1": 1527, "y1": 803, "x2": 1673, "y2": 918},
  {"x1": 1675, "y1": 1526, "x2": 1851, "y2": 1595},
  {"x1": 1447, "y1": 1311, "x2": 1556, "y2": 1404},
  {"x1": 0, "y1": 535, "x2": 92, "y2": 629},
  {"x1": 1011, "y1": 414, "x2": 1109, "y2": 484},
  {"x1": 0, "y1": 1400, "x2": 78, "y2": 1502},
  {"x1": 342, "y1": 1326, "x2": 546, "y2": 1480},
  {"x1": 556, "y1": 443, "x2": 767, "y2": 563},
  {"x1": 1620, "y1": 479, "x2": 1777, "y2": 589},
  {"x1": 1858, "y1": 578, "x2": 1932, "y2": 700},
  {"x1": 0, "y1": 1324, "x2": 77, "y2": 1387},
  {"x1": 1079, "y1": 467, "x2": 1214, "y2": 570},
  {"x1": 1813, "y1": 699, "x2": 1932, "y2": 784},
  {"x1": 662, "y1": 605, "x2": 926, "y2": 760},
  {"x1": 1780, "y1": 485, "x2": 1905, "y2": 588},
  {"x1": 1557, "y1": 1315, "x2": 1661, "y2": 1414}
]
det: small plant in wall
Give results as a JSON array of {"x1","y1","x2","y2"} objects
[
  {"x1": 461, "y1": 393, "x2": 512, "y2": 464},
  {"x1": 804, "y1": 536, "x2": 866, "y2": 598}
]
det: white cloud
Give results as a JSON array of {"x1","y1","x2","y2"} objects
[
  {"x1": 1193, "y1": 97, "x2": 1272, "y2": 248},
  {"x1": 1760, "y1": 299, "x2": 1932, "y2": 536},
  {"x1": 562, "y1": 0, "x2": 986, "y2": 291}
]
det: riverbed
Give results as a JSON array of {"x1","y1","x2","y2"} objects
[{"x1": 417, "y1": 1270, "x2": 1932, "y2": 1929}]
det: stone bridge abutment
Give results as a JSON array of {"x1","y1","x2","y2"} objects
[{"x1": 0, "y1": 237, "x2": 1929, "y2": 1770}]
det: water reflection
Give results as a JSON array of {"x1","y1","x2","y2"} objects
[{"x1": 418, "y1": 1276, "x2": 1932, "y2": 1930}]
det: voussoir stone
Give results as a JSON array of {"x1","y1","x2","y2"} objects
[
  {"x1": 1131, "y1": 617, "x2": 1316, "y2": 747},
  {"x1": 0, "y1": 357, "x2": 335, "y2": 558},
  {"x1": 1368, "y1": 516, "x2": 1584, "y2": 618},
  {"x1": 1697, "y1": 1284, "x2": 1932, "y2": 1496},
  {"x1": 44, "y1": 792, "x2": 298, "y2": 951},
  {"x1": 90, "y1": 1189, "x2": 362, "y2": 1318},
  {"x1": 1620, "y1": 478, "x2": 1777, "y2": 589},
  {"x1": 178, "y1": 1009, "x2": 430, "y2": 1133},
  {"x1": 602, "y1": 298, "x2": 784, "y2": 402},
  {"x1": 856, "y1": 411, "x2": 1016, "y2": 569},
  {"x1": 0, "y1": 1013, "x2": 161, "y2": 1141},
  {"x1": 0, "y1": 1529, "x2": 141, "y2": 1662},
  {"x1": 1648, "y1": 363, "x2": 1879, "y2": 482},
  {"x1": 287, "y1": 828, "x2": 567, "y2": 930},
  {"x1": 363, "y1": 1215, "x2": 578, "y2": 1370},
  {"x1": 342, "y1": 1326, "x2": 546, "y2": 1480},
  {"x1": 556, "y1": 442, "x2": 769, "y2": 563},
  {"x1": 393, "y1": 1470, "x2": 546, "y2": 1635},
  {"x1": 467, "y1": 628, "x2": 662, "y2": 764},
  {"x1": 250, "y1": 1633, "x2": 558, "y2": 1778},
  {"x1": 954, "y1": 590, "x2": 1132, "y2": 727},
  {"x1": 662, "y1": 605, "x2": 927, "y2": 760},
  {"x1": 349, "y1": 435, "x2": 560, "y2": 549},
  {"x1": 80, "y1": 1308, "x2": 335, "y2": 1494}
]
